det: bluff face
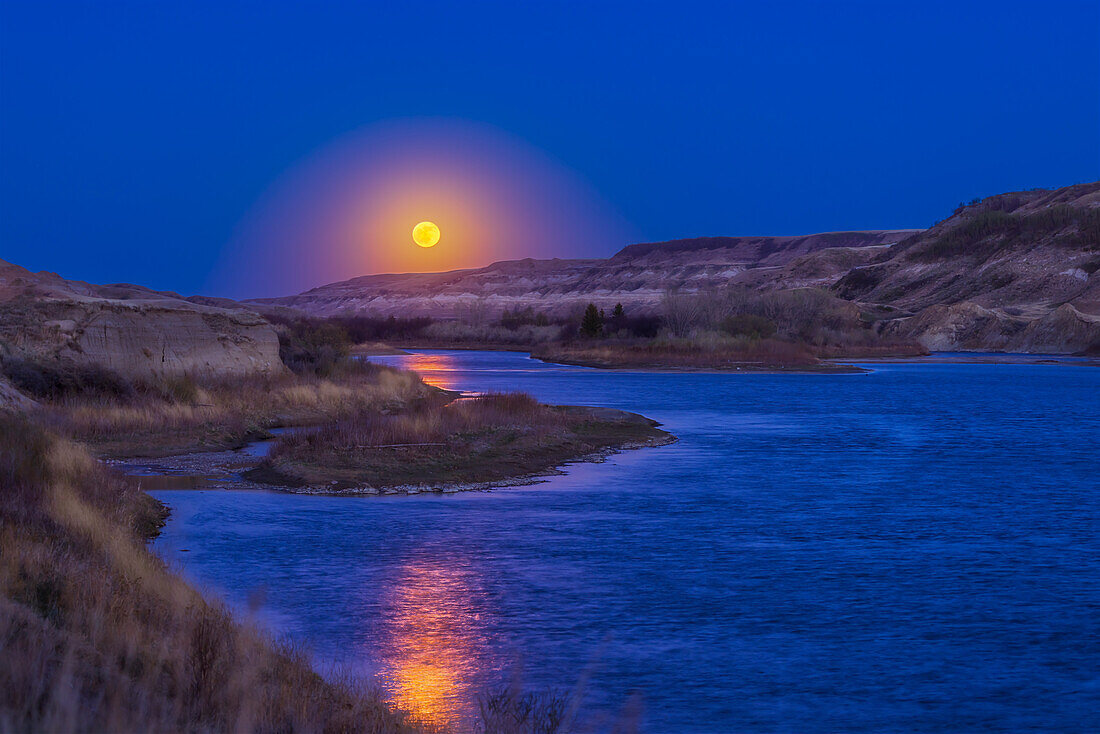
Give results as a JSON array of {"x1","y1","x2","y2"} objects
[{"x1": 0, "y1": 260, "x2": 284, "y2": 378}]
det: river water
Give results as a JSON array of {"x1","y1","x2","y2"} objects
[{"x1": 151, "y1": 350, "x2": 1100, "y2": 733}]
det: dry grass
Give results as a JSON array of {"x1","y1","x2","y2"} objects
[
  {"x1": 252, "y1": 393, "x2": 670, "y2": 489},
  {"x1": 535, "y1": 330, "x2": 926, "y2": 371},
  {"x1": 41, "y1": 361, "x2": 440, "y2": 457},
  {"x1": 533, "y1": 337, "x2": 824, "y2": 370},
  {"x1": 0, "y1": 415, "x2": 437, "y2": 733}
]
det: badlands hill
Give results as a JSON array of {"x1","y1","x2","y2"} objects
[
  {"x1": 835, "y1": 183, "x2": 1100, "y2": 352},
  {"x1": 0, "y1": 259, "x2": 283, "y2": 379},
  {"x1": 255, "y1": 183, "x2": 1100, "y2": 354},
  {"x1": 251, "y1": 230, "x2": 920, "y2": 318}
]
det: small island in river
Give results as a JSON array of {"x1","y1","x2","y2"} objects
[
  {"x1": 245, "y1": 392, "x2": 674, "y2": 493},
  {"x1": 529, "y1": 341, "x2": 920, "y2": 373}
]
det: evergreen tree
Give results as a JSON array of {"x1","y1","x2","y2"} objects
[
  {"x1": 580, "y1": 303, "x2": 603, "y2": 337},
  {"x1": 612, "y1": 303, "x2": 625, "y2": 319}
]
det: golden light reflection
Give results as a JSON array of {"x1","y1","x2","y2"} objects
[
  {"x1": 402, "y1": 352, "x2": 460, "y2": 391},
  {"x1": 377, "y1": 561, "x2": 492, "y2": 729}
]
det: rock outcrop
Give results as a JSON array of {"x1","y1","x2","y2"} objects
[
  {"x1": 884, "y1": 302, "x2": 1026, "y2": 352},
  {"x1": 885, "y1": 301, "x2": 1100, "y2": 354},
  {"x1": 841, "y1": 183, "x2": 1100, "y2": 353},
  {"x1": 0, "y1": 260, "x2": 284, "y2": 379}
]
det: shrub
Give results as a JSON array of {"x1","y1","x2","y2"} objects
[
  {"x1": 908, "y1": 205, "x2": 1100, "y2": 262},
  {"x1": 604, "y1": 305, "x2": 660, "y2": 338},
  {"x1": 0, "y1": 357, "x2": 133, "y2": 400},
  {"x1": 833, "y1": 266, "x2": 883, "y2": 298},
  {"x1": 265, "y1": 313, "x2": 434, "y2": 346},
  {"x1": 500, "y1": 307, "x2": 550, "y2": 330},
  {"x1": 148, "y1": 374, "x2": 200, "y2": 404},
  {"x1": 421, "y1": 320, "x2": 560, "y2": 345},
  {"x1": 649, "y1": 286, "x2": 889, "y2": 349},
  {"x1": 720, "y1": 314, "x2": 777, "y2": 339},
  {"x1": 273, "y1": 318, "x2": 352, "y2": 375},
  {"x1": 333, "y1": 314, "x2": 434, "y2": 342}
]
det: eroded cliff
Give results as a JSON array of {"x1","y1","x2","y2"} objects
[{"x1": 0, "y1": 260, "x2": 283, "y2": 378}]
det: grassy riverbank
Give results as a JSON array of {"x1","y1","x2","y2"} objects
[
  {"x1": 533, "y1": 338, "x2": 827, "y2": 372},
  {"x1": 248, "y1": 392, "x2": 673, "y2": 491},
  {"x1": 5, "y1": 359, "x2": 440, "y2": 458},
  {"x1": 0, "y1": 415, "x2": 436, "y2": 733},
  {"x1": 530, "y1": 338, "x2": 925, "y2": 372}
]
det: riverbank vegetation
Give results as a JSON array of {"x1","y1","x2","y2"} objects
[
  {"x1": 533, "y1": 337, "x2": 824, "y2": 370},
  {"x1": 248, "y1": 392, "x2": 672, "y2": 491},
  {"x1": 532, "y1": 289, "x2": 925, "y2": 370},
  {"x1": 0, "y1": 354, "x2": 439, "y2": 458},
  {"x1": 0, "y1": 415, "x2": 434, "y2": 732},
  {"x1": 296, "y1": 286, "x2": 925, "y2": 370}
]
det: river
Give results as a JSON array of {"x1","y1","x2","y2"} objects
[{"x1": 151, "y1": 350, "x2": 1100, "y2": 733}]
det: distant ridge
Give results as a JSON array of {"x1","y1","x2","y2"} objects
[
  {"x1": 612, "y1": 230, "x2": 921, "y2": 261},
  {"x1": 251, "y1": 230, "x2": 919, "y2": 318},
  {"x1": 250, "y1": 183, "x2": 1100, "y2": 353}
]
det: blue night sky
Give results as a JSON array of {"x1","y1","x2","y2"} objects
[{"x1": 2, "y1": 1, "x2": 1098, "y2": 297}]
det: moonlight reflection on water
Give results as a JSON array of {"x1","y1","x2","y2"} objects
[
  {"x1": 403, "y1": 351, "x2": 463, "y2": 391},
  {"x1": 376, "y1": 560, "x2": 496, "y2": 728}
]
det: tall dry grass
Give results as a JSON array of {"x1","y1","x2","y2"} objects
[
  {"x1": 259, "y1": 393, "x2": 666, "y2": 489},
  {"x1": 42, "y1": 360, "x2": 438, "y2": 457},
  {"x1": 534, "y1": 337, "x2": 821, "y2": 369},
  {"x1": 0, "y1": 415, "x2": 436, "y2": 733},
  {"x1": 272, "y1": 393, "x2": 552, "y2": 455}
]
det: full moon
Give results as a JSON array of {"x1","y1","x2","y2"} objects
[{"x1": 412, "y1": 221, "x2": 440, "y2": 248}]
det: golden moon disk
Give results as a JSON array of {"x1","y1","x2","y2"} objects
[{"x1": 412, "y1": 221, "x2": 440, "y2": 248}]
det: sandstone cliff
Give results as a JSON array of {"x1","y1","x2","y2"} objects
[{"x1": 0, "y1": 260, "x2": 284, "y2": 378}]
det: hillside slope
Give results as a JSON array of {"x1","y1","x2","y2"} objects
[{"x1": 834, "y1": 183, "x2": 1100, "y2": 352}]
